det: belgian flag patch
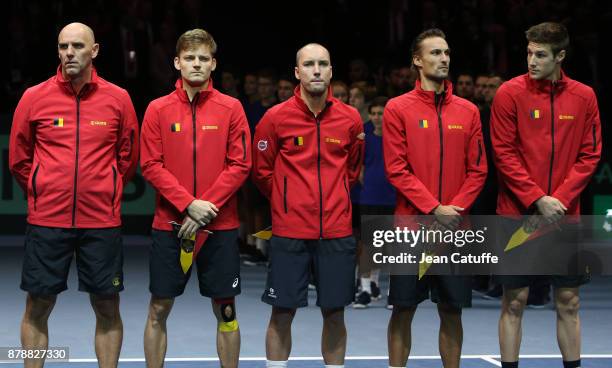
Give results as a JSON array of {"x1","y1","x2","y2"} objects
[
  {"x1": 294, "y1": 136, "x2": 304, "y2": 146},
  {"x1": 530, "y1": 109, "x2": 540, "y2": 119},
  {"x1": 171, "y1": 123, "x2": 181, "y2": 132},
  {"x1": 53, "y1": 118, "x2": 64, "y2": 127},
  {"x1": 419, "y1": 119, "x2": 428, "y2": 128}
]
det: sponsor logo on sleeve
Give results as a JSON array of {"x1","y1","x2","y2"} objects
[{"x1": 257, "y1": 140, "x2": 268, "y2": 151}]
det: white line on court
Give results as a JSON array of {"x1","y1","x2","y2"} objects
[
  {"x1": 2, "y1": 354, "x2": 612, "y2": 364},
  {"x1": 480, "y1": 356, "x2": 502, "y2": 367}
]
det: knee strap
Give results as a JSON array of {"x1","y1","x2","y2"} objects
[{"x1": 214, "y1": 298, "x2": 238, "y2": 332}]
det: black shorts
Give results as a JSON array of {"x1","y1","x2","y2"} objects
[
  {"x1": 493, "y1": 217, "x2": 590, "y2": 289},
  {"x1": 389, "y1": 275, "x2": 472, "y2": 309},
  {"x1": 21, "y1": 225, "x2": 124, "y2": 296},
  {"x1": 149, "y1": 229, "x2": 241, "y2": 298},
  {"x1": 262, "y1": 236, "x2": 356, "y2": 309}
]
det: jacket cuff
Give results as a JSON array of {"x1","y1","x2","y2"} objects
[
  {"x1": 552, "y1": 190, "x2": 571, "y2": 210},
  {"x1": 421, "y1": 199, "x2": 441, "y2": 215},
  {"x1": 174, "y1": 195, "x2": 196, "y2": 214},
  {"x1": 525, "y1": 189, "x2": 547, "y2": 211}
]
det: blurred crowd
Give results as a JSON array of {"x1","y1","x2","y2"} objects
[{"x1": 3, "y1": 0, "x2": 609, "y2": 124}]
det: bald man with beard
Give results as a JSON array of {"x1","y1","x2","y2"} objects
[{"x1": 9, "y1": 23, "x2": 139, "y2": 368}]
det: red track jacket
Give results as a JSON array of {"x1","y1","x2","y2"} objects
[
  {"x1": 252, "y1": 86, "x2": 364, "y2": 239},
  {"x1": 9, "y1": 67, "x2": 139, "y2": 228},
  {"x1": 140, "y1": 79, "x2": 251, "y2": 231},
  {"x1": 383, "y1": 80, "x2": 487, "y2": 217},
  {"x1": 490, "y1": 72, "x2": 601, "y2": 216}
]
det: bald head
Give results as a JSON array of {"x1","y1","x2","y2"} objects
[
  {"x1": 294, "y1": 43, "x2": 332, "y2": 97},
  {"x1": 58, "y1": 22, "x2": 99, "y2": 81},
  {"x1": 296, "y1": 43, "x2": 330, "y2": 66},
  {"x1": 59, "y1": 22, "x2": 95, "y2": 44}
]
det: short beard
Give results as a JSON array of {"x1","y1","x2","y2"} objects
[
  {"x1": 303, "y1": 85, "x2": 326, "y2": 97},
  {"x1": 427, "y1": 73, "x2": 447, "y2": 83}
]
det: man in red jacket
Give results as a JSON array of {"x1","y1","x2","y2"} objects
[
  {"x1": 252, "y1": 43, "x2": 364, "y2": 368},
  {"x1": 491, "y1": 22, "x2": 601, "y2": 368},
  {"x1": 140, "y1": 29, "x2": 251, "y2": 368},
  {"x1": 383, "y1": 29, "x2": 487, "y2": 368},
  {"x1": 9, "y1": 23, "x2": 139, "y2": 368}
]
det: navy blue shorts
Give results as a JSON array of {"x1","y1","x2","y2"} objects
[
  {"x1": 389, "y1": 275, "x2": 472, "y2": 309},
  {"x1": 262, "y1": 236, "x2": 356, "y2": 309},
  {"x1": 149, "y1": 229, "x2": 241, "y2": 298},
  {"x1": 21, "y1": 225, "x2": 124, "y2": 296}
]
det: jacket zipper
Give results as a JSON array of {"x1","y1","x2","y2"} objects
[
  {"x1": 71, "y1": 90, "x2": 83, "y2": 227},
  {"x1": 592, "y1": 125, "x2": 597, "y2": 152},
  {"x1": 32, "y1": 164, "x2": 40, "y2": 211},
  {"x1": 435, "y1": 93, "x2": 444, "y2": 201},
  {"x1": 283, "y1": 176, "x2": 288, "y2": 213},
  {"x1": 316, "y1": 117, "x2": 324, "y2": 238},
  {"x1": 111, "y1": 166, "x2": 117, "y2": 217},
  {"x1": 476, "y1": 139, "x2": 482, "y2": 166},
  {"x1": 191, "y1": 93, "x2": 200, "y2": 197},
  {"x1": 547, "y1": 84, "x2": 555, "y2": 194}
]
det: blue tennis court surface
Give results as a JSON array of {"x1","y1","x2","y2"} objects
[
  {"x1": 2, "y1": 244, "x2": 611, "y2": 368},
  {"x1": 2, "y1": 357, "x2": 612, "y2": 367}
]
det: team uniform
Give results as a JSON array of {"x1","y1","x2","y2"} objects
[
  {"x1": 140, "y1": 79, "x2": 251, "y2": 298},
  {"x1": 383, "y1": 79, "x2": 487, "y2": 308},
  {"x1": 252, "y1": 86, "x2": 364, "y2": 308},
  {"x1": 490, "y1": 71, "x2": 601, "y2": 288},
  {"x1": 9, "y1": 67, "x2": 139, "y2": 295}
]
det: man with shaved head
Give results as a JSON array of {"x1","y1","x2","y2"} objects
[
  {"x1": 252, "y1": 43, "x2": 364, "y2": 368},
  {"x1": 9, "y1": 22, "x2": 138, "y2": 368}
]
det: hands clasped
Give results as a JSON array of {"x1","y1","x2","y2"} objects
[{"x1": 177, "y1": 200, "x2": 219, "y2": 238}]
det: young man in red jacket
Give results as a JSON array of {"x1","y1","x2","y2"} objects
[
  {"x1": 491, "y1": 22, "x2": 601, "y2": 368},
  {"x1": 140, "y1": 29, "x2": 251, "y2": 368},
  {"x1": 383, "y1": 29, "x2": 487, "y2": 368},
  {"x1": 252, "y1": 43, "x2": 364, "y2": 368},
  {"x1": 9, "y1": 23, "x2": 139, "y2": 368}
]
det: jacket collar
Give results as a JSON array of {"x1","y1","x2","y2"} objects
[
  {"x1": 54, "y1": 65, "x2": 99, "y2": 96},
  {"x1": 292, "y1": 85, "x2": 335, "y2": 116},
  {"x1": 413, "y1": 79, "x2": 453, "y2": 105},
  {"x1": 175, "y1": 78, "x2": 215, "y2": 104},
  {"x1": 525, "y1": 69, "x2": 568, "y2": 94}
]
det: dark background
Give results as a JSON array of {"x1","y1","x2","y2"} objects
[{"x1": 1, "y1": 0, "x2": 611, "y2": 234}]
